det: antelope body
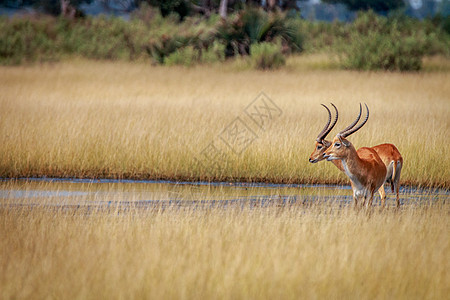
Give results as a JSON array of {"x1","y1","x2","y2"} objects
[
  {"x1": 324, "y1": 104, "x2": 387, "y2": 207},
  {"x1": 309, "y1": 104, "x2": 403, "y2": 207},
  {"x1": 327, "y1": 141, "x2": 387, "y2": 207}
]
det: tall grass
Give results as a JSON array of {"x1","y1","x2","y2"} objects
[
  {"x1": 0, "y1": 202, "x2": 448, "y2": 299},
  {"x1": 0, "y1": 59, "x2": 449, "y2": 187}
]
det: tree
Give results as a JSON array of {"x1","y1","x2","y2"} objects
[
  {"x1": 219, "y1": 0, "x2": 227, "y2": 18},
  {"x1": 322, "y1": 0, "x2": 404, "y2": 13}
]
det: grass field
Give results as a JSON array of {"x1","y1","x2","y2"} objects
[
  {"x1": 1, "y1": 56, "x2": 449, "y2": 299},
  {"x1": 0, "y1": 56, "x2": 449, "y2": 187},
  {"x1": 0, "y1": 199, "x2": 448, "y2": 299}
]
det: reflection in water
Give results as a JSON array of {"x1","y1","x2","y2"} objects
[{"x1": 0, "y1": 178, "x2": 447, "y2": 210}]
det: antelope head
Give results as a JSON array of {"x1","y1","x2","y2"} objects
[{"x1": 309, "y1": 103, "x2": 338, "y2": 163}]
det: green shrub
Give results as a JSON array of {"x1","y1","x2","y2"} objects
[
  {"x1": 201, "y1": 41, "x2": 226, "y2": 63},
  {"x1": 1, "y1": 8, "x2": 448, "y2": 68},
  {"x1": 0, "y1": 15, "x2": 155, "y2": 64},
  {"x1": 297, "y1": 11, "x2": 449, "y2": 59},
  {"x1": 143, "y1": 14, "x2": 218, "y2": 64},
  {"x1": 338, "y1": 11, "x2": 428, "y2": 71},
  {"x1": 216, "y1": 7, "x2": 304, "y2": 57},
  {"x1": 339, "y1": 31, "x2": 425, "y2": 71},
  {"x1": 146, "y1": 34, "x2": 195, "y2": 64},
  {"x1": 164, "y1": 46, "x2": 199, "y2": 66},
  {"x1": 0, "y1": 16, "x2": 58, "y2": 65},
  {"x1": 250, "y1": 42, "x2": 285, "y2": 70},
  {"x1": 62, "y1": 17, "x2": 130, "y2": 60}
]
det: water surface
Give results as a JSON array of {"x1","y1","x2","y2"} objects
[{"x1": 0, "y1": 178, "x2": 447, "y2": 210}]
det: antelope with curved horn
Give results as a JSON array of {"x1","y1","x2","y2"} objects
[
  {"x1": 323, "y1": 104, "x2": 387, "y2": 208},
  {"x1": 309, "y1": 103, "x2": 403, "y2": 208},
  {"x1": 309, "y1": 103, "x2": 343, "y2": 169}
]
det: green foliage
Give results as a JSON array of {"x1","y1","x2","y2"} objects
[
  {"x1": 216, "y1": 7, "x2": 304, "y2": 57},
  {"x1": 0, "y1": 8, "x2": 448, "y2": 70},
  {"x1": 298, "y1": 11, "x2": 449, "y2": 58},
  {"x1": 337, "y1": 11, "x2": 439, "y2": 71},
  {"x1": 0, "y1": 15, "x2": 157, "y2": 64},
  {"x1": 0, "y1": 16, "x2": 58, "y2": 65},
  {"x1": 162, "y1": 41, "x2": 225, "y2": 66},
  {"x1": 141, "y1": 9, "x2": 220, "y2": 64},
  {"x1": 292, "y1": 19, "x2": 348, "y2": 53},
  {"x1": 146, "y1": 34, "x2": 193, "y2": 64},
  {"x1": 250, "y1": 42, "x2": 286, "y2": 70},
  {"x1": 201, "y1": 41, "x2": 226, "y2": 63},
  {"x1": 164, "y1": 46, "x2": 198, "y2": 66},
  {"x1": 339, "y1": 29, "x2": 425, "y2": 71},
  {"x1": 62, "y1": 17, "x2": 144, "y2": 60}
]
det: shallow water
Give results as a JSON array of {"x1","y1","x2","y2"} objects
[{"x1": 0, "y1": 178, "x2": 447, "y2": 211}]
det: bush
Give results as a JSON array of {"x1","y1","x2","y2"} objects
[
  {"x1": 250, "y1": 42, "x2": 285, "y2": 70},
  {"x1": 146, "y1": 34, "x2": 193, "y2": 64},
  {"x1": 0, "y1": 16, "x2": 58, "y2": 65},
  {"x1": 164, "y1": 41, "x2": 225, "y2": 66},
  {"x1": 201, "y1": 41, "x2": 226, "y2": 63},
  {"x1": 339, "y1": 31, "x2": 425, "y2": 71},
  {"x1": 0, "y1": 15, "x2": 155, "y2": 64},
  {"x1": 144, "y1": 13, "x2": 219, "y2": 64},
  {"x1": 1, "y1": 8, "x2": 448, "y2": 69},
  {"x1": 164, "y1": 46, "x2": 199, "y2": 66},
  {"x1": 337, "y1": 11, "x2": 428, "y2": 71},
  {"x1": 216, "y1": 7, "x2": 304, "y2": 57},
  {"x1": 62, "y1": 17, "x2": 138, "y2": 60}
]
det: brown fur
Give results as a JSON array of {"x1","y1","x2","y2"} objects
[
  {"x1": 324, "y1": 136, "x2": 387, "y2": 208},
  {"x1": 310, "y1": 140, "x2": 402, "y2": 207},
  {"x1": 371, "y1": 144, "x2": 403, "y2": 207}
]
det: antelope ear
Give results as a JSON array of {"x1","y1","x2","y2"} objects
[{"x1": 338, "y1": 135, "x2": 350, "y2": 147}]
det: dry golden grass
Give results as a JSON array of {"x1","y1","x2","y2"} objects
[
  {"x1": 0, "y1": 56, "x2": 449, "y2": 187},
  {"x1": 0, "y1": 202, "x2": 448, "y2": 299}
]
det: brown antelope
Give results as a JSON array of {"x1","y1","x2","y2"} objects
[
  {"x1": 309, "y1": 103, "x2": 403, "y2": 207},
  {"x1": 323, "y1": 104, "x2": 387, "y2": 208}
]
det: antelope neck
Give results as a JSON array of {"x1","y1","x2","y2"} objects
[{"x1": 340, "y1": 149, "x2": 365, "y2": 183}]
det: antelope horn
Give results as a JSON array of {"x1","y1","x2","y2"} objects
[
  {"x1": 326, "y1": 103, "x2": 338, "y2": 137},
  {"x1": 339, "y1": 103, "x2": 362, "y2": 135},
  {"x1": 316, "y1": 104, "x2": 332, "y2": 142},
  {"x1": 339, "y1": 103, "x2": 369, "y2": 138}
]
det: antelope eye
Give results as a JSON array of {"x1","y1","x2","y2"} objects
[
  {"x1": 317, "y1": 145, "x2": 322, "y2": 150},
  {"x1": 334, "y1": 142, "x2": 341, "y2": 148}
]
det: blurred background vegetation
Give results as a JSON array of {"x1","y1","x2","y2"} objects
[{"x1": 0, "y1": 0, "x2": 449, "y2": 70}]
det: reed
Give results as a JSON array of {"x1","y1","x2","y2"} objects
[
  {"x1": 0, "y1": 57, "x2": 449, "y2": 187},
  {"x1": 0, "y1": 201, "x2": 447, "y2": 299}
]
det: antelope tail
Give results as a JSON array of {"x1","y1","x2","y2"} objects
[{"x1": 391, "y1": 161, "x2": 398, "y2": 193}]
